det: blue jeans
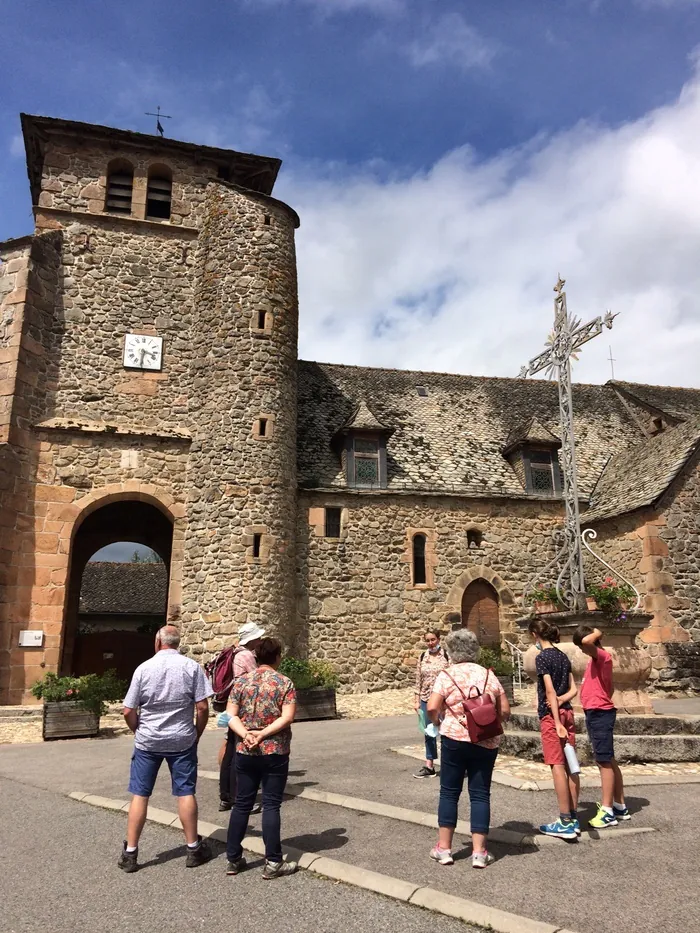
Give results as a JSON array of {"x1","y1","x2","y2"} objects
[
  {"x1": 226, "y1": 752, "x2": 289, "y2": 862},
  {"x1": 128, "y1": 743, "x2": 198, "y2": 797},
  {"x1": 437, "y1": 735, "x2": 498, "y2": 834},
  {"x1": 421, "y1": 700, "x2": 438, "y2": 762}
]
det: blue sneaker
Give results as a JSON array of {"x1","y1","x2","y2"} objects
[
  {"x1": 570, "y1": 818, "x2": 581, "y2": 836},
  {"x1": 589, "y1": 806, "x2": 618, "y2": 829},
  {"x1": 539, "y1": 819, "x2": 578, "y2": 840},
  {"x1": 613, "y1": 804, "x2": 631, "y2": 821}
]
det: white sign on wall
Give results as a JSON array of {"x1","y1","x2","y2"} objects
[{"x1": 18, "y1": 630, "x2": 44, "y2": 647}]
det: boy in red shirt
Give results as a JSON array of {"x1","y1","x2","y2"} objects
[{"x1": 573, "y1": 625, "x2": 631, "y2": 828}]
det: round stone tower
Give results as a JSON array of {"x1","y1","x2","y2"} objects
[{"x1": 180, "y1": 181, "x2": 300, "y2": 656}]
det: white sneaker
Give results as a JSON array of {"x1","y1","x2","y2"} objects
[
  {"x1": 472, "y1": 851, "x2": 495, "y2": 869},
  {"x1": 429, "y1": 846, "x2": 454, "y2": 865}
]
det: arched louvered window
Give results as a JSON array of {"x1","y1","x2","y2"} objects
[
  {"x1": 104, "y1": 160, "x2": 134, "y2": 215},
  {"x1": 412, "y1": 533, "x2": 427, "y2": 586},
  {"x1": 146, "y1": 165, "x2": 172, "y2": 220}
]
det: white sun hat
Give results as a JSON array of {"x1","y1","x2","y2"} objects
[{"x1": 238, "y1": 622, "x2": 266, "y2": 646}]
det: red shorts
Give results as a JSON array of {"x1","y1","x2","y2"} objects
[{"x1": 540, "y1": 709, "x2": 576, "y2": 766}]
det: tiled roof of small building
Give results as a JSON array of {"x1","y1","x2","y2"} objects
[
  {"x1": 79, "y1": 562, "x2": 168, "y2": 615},
  {"x1": 611, "y1": 381, "x2": 700, "y2": 420},
  {"x1": 297, "y1": 362, "x2": 650, "y2": 498},
  {"x1": 339, "y1": 399, "x2": 392, "y2": 434},
  {"x1": 583, "y1": 415, "x2": 700, "y2": 523}
]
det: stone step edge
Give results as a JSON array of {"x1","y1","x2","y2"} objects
[
  {"x1": 67, "y1": 790, "x2": 579, "y2": 933},
  {"x1": 390, "y1": 746, "x2": 700, "y2": 790},
  {"x1": 198, "y1": 768, "x2": 658, "y2": 844}
]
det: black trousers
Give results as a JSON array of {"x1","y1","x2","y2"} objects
[{"x1": 219, "y1": 730, "x2": 237, "y2": 803}]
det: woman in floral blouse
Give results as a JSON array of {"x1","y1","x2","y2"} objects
[
  {"x1": 413, "y1": 626, "x2": 449, "y2": 778},
  {"x1": 225, "y1": 637, "x2": 297, "y2": 880}
]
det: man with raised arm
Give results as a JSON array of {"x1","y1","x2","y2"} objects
[{"x1": 119, "y1": 625, "x2": 213, "y2": 872}]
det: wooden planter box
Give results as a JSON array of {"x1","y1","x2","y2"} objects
[
  {"x1": 43, "y1": 701, "x2": 100, "y2": 740},
  {"x1": 294, "y1": 686, "x2": 338, "y2": 722}
]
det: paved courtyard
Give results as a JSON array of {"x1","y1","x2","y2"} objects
[{"x1": 1, "y1": 714, "x2": 698, "y2": 933}]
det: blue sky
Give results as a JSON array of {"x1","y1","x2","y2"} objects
[{"x1": 3, "y1": 0, "x2": 700, "y2": 385}]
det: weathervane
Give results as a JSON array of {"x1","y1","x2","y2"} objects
[
  {"x1": 145, "y1": 106, "x2": 172, "y2": 137},
  {"x1": 519, "y1": 277, "x2": 618, "y2": 610}
]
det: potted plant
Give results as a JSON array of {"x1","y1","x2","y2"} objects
[
  {"x1": 478, "y1": 646, "x2": 515, "y2": 703},
  {"x1": 278, "y1": 657, "x2": 338, "y2": 721},
  {"x1": 530, "y1": 584, "x2": 564, "y2": 614},
  {"x1": 31, "y1": 669, "x2": 126, "y2": 740},
  {"x1": 586, "y1": 577, "x2": 636, "y2": 621}
]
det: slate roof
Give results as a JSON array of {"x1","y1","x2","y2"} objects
[
  {"x1": 338, "y1": 399, "x2": 392, "y2": 434},
  {"x1": 611, "y1": 381, "x2": 700, "y2": 421},
  {"x1": 297, "y1": 362, "x2": 650, "y2": 499},
  {"x1": 502, "y1": 417, "x2": 562, "y2": 455},
  {"x1": 584, "y1": 415, "x2": 700, "y2": 523},
  {"x1": 79, "y1": 562, "x2": 168, "y2": 615}
]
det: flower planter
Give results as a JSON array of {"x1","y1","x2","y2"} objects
[
  {"x1": 586, "y1": 597, "x2": 598, "y2": 611},
  {"x1": 294, "y1": 686, "x2": 338, "y2": 722},
  {"x1": 535, "y1": 601, "x2": 558, "y2": 614},
  {"x1": 43, "y1": 701, "x2": 100, "y2": 740}
]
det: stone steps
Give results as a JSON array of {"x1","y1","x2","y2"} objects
[
  {"x1": 0, "y1": 706, "x2": 42, "y2": 722},
  {"x1": 502, "y1": 727, "x2": 700, "y2": 764},
  {"x1": 510, "y1": 710, "x2": 700, "y2": 736}
]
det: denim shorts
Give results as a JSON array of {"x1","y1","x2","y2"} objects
[
  {"x1": 585, "y1": 708, "x2": 616, "y2": 763},
  {"x1": 128, "y1": 743, "x2": 198, "y2": 797}
]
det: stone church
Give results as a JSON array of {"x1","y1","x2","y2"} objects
[{"x1": 2, "y1": 114, "x2": 700, "y2": 704}]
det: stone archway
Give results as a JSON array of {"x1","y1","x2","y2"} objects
[
  {"x1": 445, "y1": 565, "x2": 516, "y2": 642},
  {"x1": 54, "y1": 484, "x2": 186, "y2": 683}
]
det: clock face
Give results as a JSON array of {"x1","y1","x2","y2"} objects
[{"x1": 123, "y1": 334, "x2": 163, "y2": 371}]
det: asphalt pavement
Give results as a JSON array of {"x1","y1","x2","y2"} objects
[
  {"x1": 1, "y1": 778, "x2": 481, "y2": 933},
  {"x1": 1, "y1": 714, "x2": 698, "y2": 933}
]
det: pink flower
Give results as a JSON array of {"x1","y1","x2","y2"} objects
[{"x1": 66, "y1": 689, "x2": 73, "y2": 696}]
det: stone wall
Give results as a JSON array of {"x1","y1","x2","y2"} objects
[
  {"x1": 297, "y1": 491, "x2": 563, "y2": 691},
  {"x1": 37, "y1": 135, "x2": 215, "y2": 226},
  {"x1": 0, "y1": 132, "x2": 300, "y2": 701}
]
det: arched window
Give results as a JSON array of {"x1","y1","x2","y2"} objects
[
  {"x1": 105, "y1": 159, "x2": 134, "y2": 214},
  {"x1": 146, "y1": 166, "x2": 172, "y2": 220},
  {"x1": 412, "y1": 533, "x2": 427, "y2": 586}
]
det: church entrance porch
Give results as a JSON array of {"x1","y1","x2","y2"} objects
[{"x1": 62, "y1": 500, "x2": 173, "y2": 684}]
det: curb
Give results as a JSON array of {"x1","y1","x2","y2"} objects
[
  {"x1": 198, "y1": 771, "x2": 658, "y2": 847},
  {"x1": 69, "y1": 791, "x2": 579, "y2": 933},
  {"x1": 391, "y1": 746, "x2": 700, "y2": 790}
]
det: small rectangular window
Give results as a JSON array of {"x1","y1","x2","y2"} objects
[
  {"x1": 324, "y1": 507, "x2": 341, "y2": 538},
  {"x1": 416, "y1": 386, "x2": 428, "y2": 397},
  {"x1": 263, "y1": 214, "x2": 271, "y2": 226},
  {"x1": 354, "y1": 438, "x2": 378, "y2": 454},
  {"x1": 252, "y1": 533, "x2": 262, "y2": 558},
  {"x1": 257, "y1": 310, "x2": 266, "y2": 330},
  {"x1": 259, "y1": 418, "x2": 267, "y2": 437}
]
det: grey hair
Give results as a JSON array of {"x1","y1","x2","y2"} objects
[
  {"x1": 158, "y1": 625, "x2": 181, "y2": 648},
  {"x1": 444, "y1": 628, "x2": 480, "y2": 664}
]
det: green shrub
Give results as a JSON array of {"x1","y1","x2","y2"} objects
[
  {"x1": 278, "y1": 657, "x2": 338, "y2": 690},
  {"x1": 478, "y1": 646, "x2": 514, "y2": 678},
  {"x1": 31, "y1": 669, "x2": 127, "y2": 717}
]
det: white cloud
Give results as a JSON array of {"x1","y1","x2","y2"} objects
[
  {"x1": 405, "y1": 12, "x2": 498, "y2": 71},
  {"x1": 276, "y1": 66, "x2": 700, "y2": 388}
]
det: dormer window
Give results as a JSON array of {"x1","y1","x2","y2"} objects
[
  {"x1": 526, "y1": 450, "x2": 560, "y2": 495},
  {"x1": 502, "y1": 417, "x2": 562, "y2": 497},
  {"x1": 334, "y1": 399, "x2": 393, "y2": 490},
  {"x1": 350, "y1": 435, "x2": 381, "y2": 486}
]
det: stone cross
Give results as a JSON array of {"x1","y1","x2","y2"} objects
[{"x1": 519, "y1": 277, "x2": 617, "y2": 610}]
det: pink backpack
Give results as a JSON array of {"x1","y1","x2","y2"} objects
[
  {"x1": 443, "y1": 669, "x2": 503, "y2": 744},
  {"x1": 205, "y1": 645, "x2": 244, "y2": 712}
]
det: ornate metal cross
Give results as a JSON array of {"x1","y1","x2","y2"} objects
[{"x1": 519, "y1": 277, "x2": 617, "y2": 610}]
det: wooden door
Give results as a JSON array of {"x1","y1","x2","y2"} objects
[{"x1": 461, "y1": 580, "x2": 500, "y2": 646}]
